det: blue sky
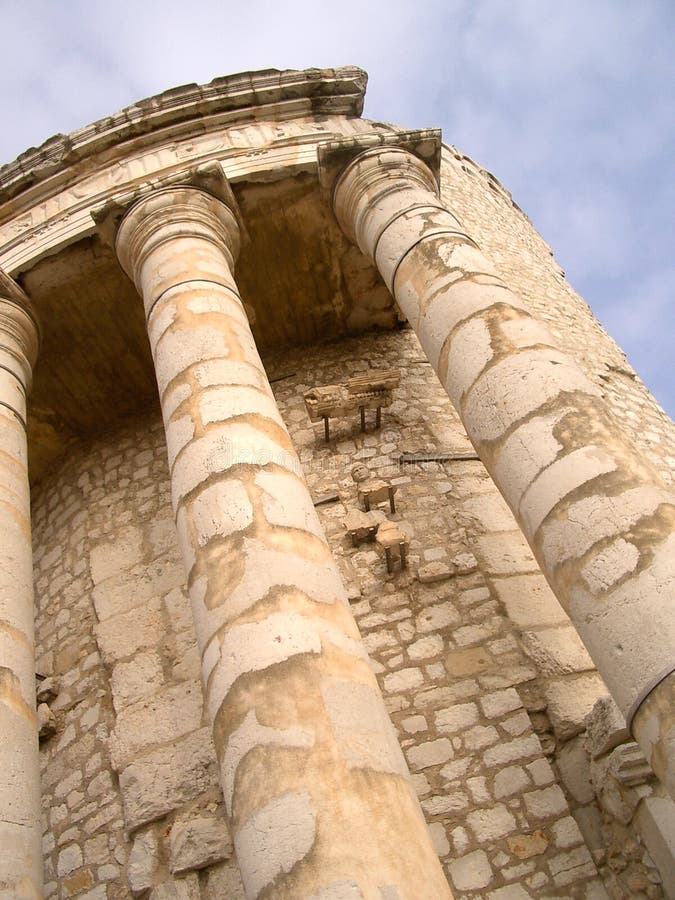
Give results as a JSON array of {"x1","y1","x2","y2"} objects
[{"x1": 1, "y1": 0, "x2": 673, "y2": 417}]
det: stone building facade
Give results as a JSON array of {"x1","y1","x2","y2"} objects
[{"x1": 0, "y1": 67, "x2": 673, "y2": 899}]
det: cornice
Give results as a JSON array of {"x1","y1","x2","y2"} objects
[{"x1": 0, "y1": 67, "x2": 367, "y2": 205}]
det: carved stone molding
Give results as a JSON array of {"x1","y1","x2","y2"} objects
[
  {"x1": 317, "y1": 127, "x2": 442, "y2": 210},
  {"x1": 93, "y1": 161, "x2": 243, "y2": 263},
  {"x1": 0, "y1": 67, "x2": 368, "y2": 204}
]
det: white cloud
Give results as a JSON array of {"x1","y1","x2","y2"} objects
[{"x1": 0, "y1": 0, "x2": 673, "y2": 415}]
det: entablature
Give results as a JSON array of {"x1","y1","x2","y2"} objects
[{"x1": 0, "y1": 67, "x2": 366, "y2": 204}]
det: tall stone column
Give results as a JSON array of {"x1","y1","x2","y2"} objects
[
  {"x1": 326, "y1": 141, "x2": 675, "y2": 801},
  {"x1": 114, "y1": 182, "x2": 452, "y2": 899},
  {"x1": 0, "y1": 272, "x2": 41, "y2": 899}
]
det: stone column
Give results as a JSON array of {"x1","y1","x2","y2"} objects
[
  {"x1": 328, "y1": 142, "x2": 675, "y2": 801},
  {"x1": 0, "y1": 272, "x2": 41, "y2": 899},
  {"x1": 114, "y1": 183, "x2": 452, "y2": 899}
]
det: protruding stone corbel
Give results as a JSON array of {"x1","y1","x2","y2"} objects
[
  {"x1": 36, "y1": 674, "x2": 60, "y2": 741},
  {"x1": 37, "y1": 703, "x2": 57, "y2": 740},
  {"x1": 342, "y1": 508, "x2": 381, "y2": 546},
  {"x1": 586, "y1": 695, "x2": 631, "y2": 760}
]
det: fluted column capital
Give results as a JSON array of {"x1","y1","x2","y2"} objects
[
  {"x1": 92, "y1": 162, "x2": 243, "y2": 317},
  {"x1": 333, "y1": 146, "x2": 439, "y2": 247},
  {"x1": 116, "y1": 186, "x2": 240, "y2": 304},
  {"x1": 324, "y1": 136, "x2": 469, "y2": 293},
  {"x1": 318, "y1": 129, "x2": 442, "y2": 254},
  {"x1": 0, "y1": 271, "x2": 40, "y2": 415}
]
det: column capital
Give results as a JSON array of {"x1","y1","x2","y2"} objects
[
  {"x1": 116, "y1": 185, "x2": 240, "y2": 289},
  {"x1": 317, "y1": 127, "x2": 442, "y2": 197},
  {"x1": 318, "y1": 129, "x2": 441, "y2": 245},
  {"x1": 334, "y1": 147, "x2": 440, "y2": 247},
  {"x1": 92, "y1": 162, "x2": 242, "y2": 293},
  {"x1": 0, "y1": 269, "x2": 40, "y2": 394}
]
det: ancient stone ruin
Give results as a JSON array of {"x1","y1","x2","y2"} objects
[
  {"x1": 304, "y1": 368, "x2": 399, "y2": 440},
  {"x1": 0, "y1": 67, "x2": 673, "y2": 899}
]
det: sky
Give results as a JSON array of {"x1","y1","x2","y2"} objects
[{"x1": 1, "y1": 0, "x2": 673, "y2": 418}]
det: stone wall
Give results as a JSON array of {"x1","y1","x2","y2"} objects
[
  {"x1": 29, "y1": 136, "x2": 675, "y2": 899},
  {"x1": 33, "y1": 324, "x2": 670, "y2": 897},
  {"x1": 438, "y1": 146, "x2": 675, "y2": 486},
  {"x1": 33, "y1": 417, "x2": 244, "y2": 899},
  {"x1": 266, "y1": 328, "x2": 666, "y2": 899}
]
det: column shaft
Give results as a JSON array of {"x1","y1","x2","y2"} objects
[
  {"x1": 116, "y1": 186, "x2": 452, "y2": 900},
  {"x1": 332, "y1": 147, "x2": 675, "y2": 800},
  {"x1": 0, "y1": 277, "x2": 41, "y2": 899}
]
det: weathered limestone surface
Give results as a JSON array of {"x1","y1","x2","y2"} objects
[
  {"x1": 268, "y1": 330, "x2": 616, "y2": 897},
  {"x1": 30, "y1": 326, "x2": 666, "y2": 898},
  {"x1": 0, "y1": 272, "x2": 41, "y2": 899},
  {"x1": 113, "y1": 183, "x2": 451, "y2": 898},
  {"x1": 2, "y1": 67, "x2": 670, "y2": 899},
  {"x1": 0, "y1": 68, "x2": 368, "y2": 207},
  {"x1": 436, "y1": 148, "x2": 674, "y2": 492},
  {"x1": 32, "y1": 415, "x2": 242, "y2": 898},
  {"x1": 328, "y1": 138, "x2": 675, "y2": 801}
]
